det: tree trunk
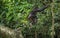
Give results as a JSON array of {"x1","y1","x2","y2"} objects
[{"x1": 0, "y1": 25, "x2": 24, "y2": 38}]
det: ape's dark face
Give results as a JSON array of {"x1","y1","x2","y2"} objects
[{"x1": 28, "y1": 13, "x2": 37, "y2": 24}]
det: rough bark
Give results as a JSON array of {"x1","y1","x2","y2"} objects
[{"x1": 0, "y1": 25, "x2": 24, "y2": 38}]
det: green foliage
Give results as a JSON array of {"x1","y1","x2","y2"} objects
[
  {"x1": 0, "y1": 0, "x2": 60, "y2": 38},
  {"x1": 0, "y1": 0, "x2": 33, "y2": 28}
]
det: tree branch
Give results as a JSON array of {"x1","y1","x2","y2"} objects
[{"x1": 0, "y1": 25, "x2": 24, "y2": 38}]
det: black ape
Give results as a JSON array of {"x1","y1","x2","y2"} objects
[
  {"x1": 28, "y1": 5, "x2": 49, "y2": 24},
  {"x1": 28, "y1": 6, "x2": 38, "y2": 24}
]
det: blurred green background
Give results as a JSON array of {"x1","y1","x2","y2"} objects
[{"x1": 0, "y1": 0, "x2": 60, "y2": 38}]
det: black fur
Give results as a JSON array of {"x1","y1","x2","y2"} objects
[{"x1": 28, "y1": 5, "x2": 49, "y2": 24}]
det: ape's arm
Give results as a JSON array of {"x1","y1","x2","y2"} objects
[{"x1": 32, "y1": 5, "x2": 49, "y2": 12}]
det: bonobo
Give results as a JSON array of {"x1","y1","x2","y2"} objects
[
  {"x1": 28, "y1": 5, "x2": 49, "y2": 24},
  {"x1": 28, "y1": 5, "x2": 39, "y2": 24}
]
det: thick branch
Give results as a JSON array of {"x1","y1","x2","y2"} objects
[{"x1": 0, "y1": 25, "x2": 24, "y2": 38}]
